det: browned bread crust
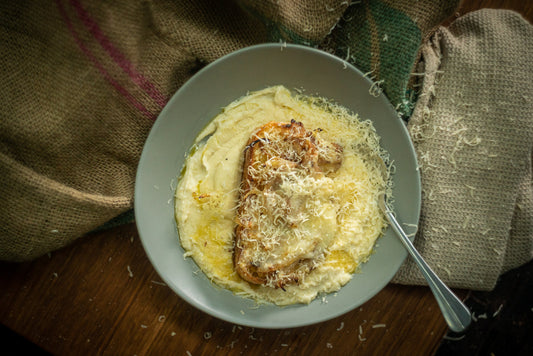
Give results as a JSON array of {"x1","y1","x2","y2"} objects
[{"x1": 234, "y1": 120, "x2": 342, "y2": 289}]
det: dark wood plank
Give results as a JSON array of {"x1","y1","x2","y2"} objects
[
  {"x1": 0, "y1": 224, "x2": 450, "y2": 355},
  {"x1": 436, "y1": 260, "x2": 533, "y2": 356}
]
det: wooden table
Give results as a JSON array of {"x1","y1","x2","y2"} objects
[
  {"x1": 1, "y1": 2, "x2": 531, "y2": 355},
  {"x1": 1, "y1": 224, "x2": 452, "y2": 355}
]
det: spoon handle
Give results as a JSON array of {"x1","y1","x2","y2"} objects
[{"x1": 386, "y1": 210, "x2": 472, "y2": 333}]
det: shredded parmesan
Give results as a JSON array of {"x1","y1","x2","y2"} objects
[
  {"x1": 463, "y1": 216, "x2": 471, "y2": 229},
  {"x1": 493, "y1": 304, "x2": 503, "y2": 317},
  {"x1": 151, "y1": 280, "x2": 167, "y2": 286},
  {"x1": 369, "y1": 79, "x2": 385, "y2": 97},
  {"x1": 175, "y1": 86, "x2": 390, "y2": 305}
]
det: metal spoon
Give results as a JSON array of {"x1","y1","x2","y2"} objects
[{"x1": 378, "y1": 159, "x2": 471, "y2": 333}]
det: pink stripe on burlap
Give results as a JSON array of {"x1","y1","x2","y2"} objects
[
  {"x1": 70, "y1": 0, "x2": 169, "y2": 109},
  {"x1": 56, "y1": 0, "x2": 157, "y2": 120}
]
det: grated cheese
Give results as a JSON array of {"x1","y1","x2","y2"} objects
[
  {"x1": 463, "y1": 216, "x2": 471, "y2": 229},
  {"x1": 464, "y1": 184, "x2": 476, "y2": 198},
  {"x1": 493, "y1": 304, "x2": 503, "y2": 317},
  {"x1": 175, "y1": 86, "x2": 390, "y2": 305},
  {"x1": 151, "y1": 280, "x2": 167, "y2": 286},
  {"x1": 369, "y1": 79, "x2": 385, "y2": 97}
]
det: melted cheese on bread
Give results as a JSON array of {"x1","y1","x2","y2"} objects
[{"x1": 175, "y1": 86, "x2": 389, "y2": 305}]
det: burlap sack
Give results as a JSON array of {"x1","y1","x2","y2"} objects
[
  {"x1": 392, "y1": 9, "x2": 533, "y2": 290},
  {"x1": 1, "y1": 1, "x2": 531, "y2": 292},
  {"x1": 0, "y1": 0, "x2": 453, "y2": 261},
  {"x1": 0, "y1": 0, "x2": 266, "y2": 261},
  {"x1": 323, "y1": 0, "x2": 459, "y2": 117}
]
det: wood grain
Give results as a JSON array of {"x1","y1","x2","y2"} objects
[{"x1": 0, "y1": 224, "x2": 450, "y2": 355}]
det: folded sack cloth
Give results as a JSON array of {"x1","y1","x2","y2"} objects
[
  {"x1": 392, "y1": 9, "x2": 533, "y2": 290},
  {"x1": 0, "y1": 0, "x2": 455, "y2": 261},
  {"x1": 0, "y1": 0, "x2": 266, "y2": 262},
  {"x1": 1, "y1": 1, "x2": 531, "y2": 293}
]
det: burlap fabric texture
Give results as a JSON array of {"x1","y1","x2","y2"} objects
[
  {"x1": 392, "y1": 10, "x2": 533, "y2": 290},
  {"x1": 1, "y1": 1, "x2": 531, "y2": 292}
]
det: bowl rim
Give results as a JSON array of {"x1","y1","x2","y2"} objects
[{"x1": 134, "y1": 42, "x2": 421, "y2": 328}]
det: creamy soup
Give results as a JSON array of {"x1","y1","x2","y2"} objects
[{"x1": 175, "y1": 86, "x2": 389, "y2": 305}]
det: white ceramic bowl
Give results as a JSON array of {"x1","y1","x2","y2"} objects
[{"x1": 134, "y1": 43, "x2": 420, "y2": 329}]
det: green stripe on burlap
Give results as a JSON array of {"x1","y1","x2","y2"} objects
[
  {"x1": 239, "y1": 0, "x2": 438, "y2": 120},
  {"x1": 326, "y1": 0, "x2": 422, "y2": 119}
]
